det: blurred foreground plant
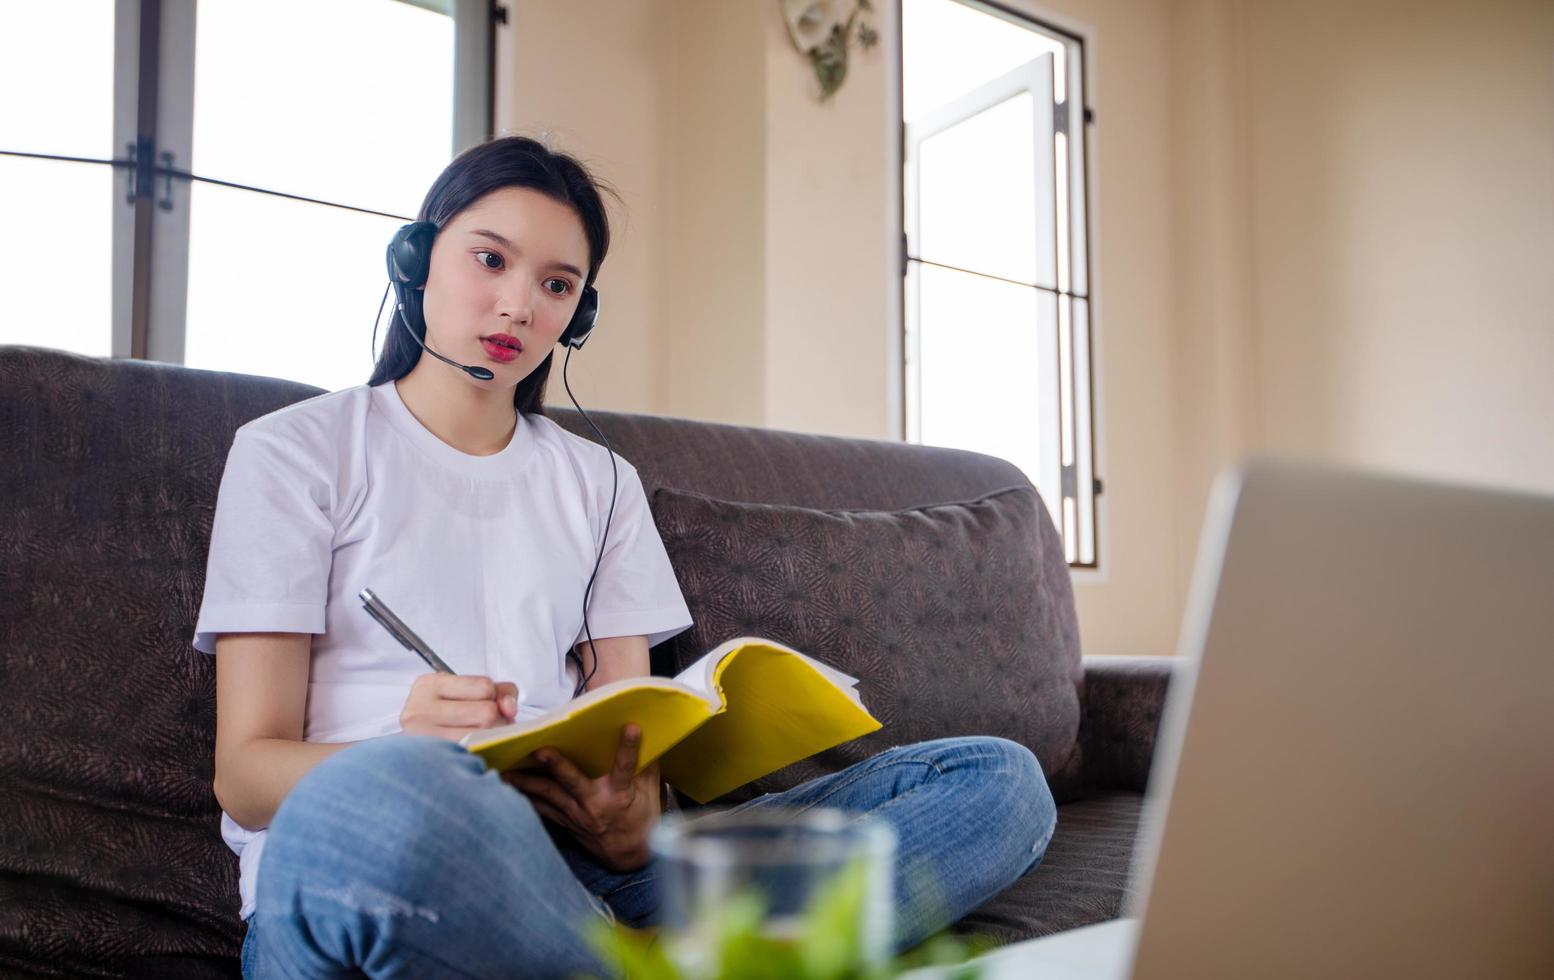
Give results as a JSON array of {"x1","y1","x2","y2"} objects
[{"x1": 580, "y1": 859, "x2": 1000, "y2": 980}]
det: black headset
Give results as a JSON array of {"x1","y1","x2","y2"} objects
[
  {"x1": 385, "y1": 220, "x2": 600, "y2": 361},
  {"x1": 373, "y1": 219, "x2": 616, "y2": 699}
]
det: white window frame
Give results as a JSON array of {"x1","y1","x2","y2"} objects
[{"x1": 897, "y1": 0, "x2": 1101, "y2": 571}]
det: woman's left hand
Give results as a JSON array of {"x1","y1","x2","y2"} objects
[{"x1": 502, "y1": 724, "x2": 661, "y2": 872}]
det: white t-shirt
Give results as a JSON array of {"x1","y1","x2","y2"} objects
[{"x1": 192, "y1": 379, "x2": 694, "y2": 921}]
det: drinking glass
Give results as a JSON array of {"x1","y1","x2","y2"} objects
[{"x1": 650, "y1": 806, "x2": 897, "y2": 977}]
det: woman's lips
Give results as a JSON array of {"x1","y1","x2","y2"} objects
[{"x1": 480, "y1": 338, "x2": 519, "y2": 362}]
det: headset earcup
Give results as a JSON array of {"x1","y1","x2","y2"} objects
[
  {"x1": 560, "y1": 284, "x2": 600, "y2": 348},
  {"x1": 386, "y1": 221, "x2": 437, "y2": 288}
]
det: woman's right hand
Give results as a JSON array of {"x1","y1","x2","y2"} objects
[{"x1": 399, "y1": 674, "x2": 519, "y2": 742}]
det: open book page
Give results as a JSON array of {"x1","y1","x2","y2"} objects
[
  {"x1": 673, "y1": 636, "x2": 869, "y2": 711},
  {"x1": 460, "y1": 676, "x2": 716, "y2": 778},
  {"x1": 658, "y1": 640, "x2": 882, "y2": 804},
  {"x1": 460, "y1": 637, "x2": 877, "y2": 799}
]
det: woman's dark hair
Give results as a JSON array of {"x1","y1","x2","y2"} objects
[{"x1": 366, "y1": 135, "x2": 618, "y2": 416}]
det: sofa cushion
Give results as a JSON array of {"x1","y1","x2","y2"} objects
[
  {"x1": 649, "y1": 484, "x2": 1084, "y2": 806},
  {"x1": 957, "y1": 791, "x2": 1147, "y2": 943},
  {"x1": 1, "y1": 346, "x2": 326, "y2": 977}
]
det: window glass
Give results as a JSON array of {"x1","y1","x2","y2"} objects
[
  {"x1": 183, "y1": 181, "x2": 403, "y2": 392},
  {"x1": 916, "y1": 263, "x2": 1053, "y2": 510},
  {"x1": 190, "y1": 0, "x2": 454, "y2": 216},
  {"x1": 183, "y1": 0, "x2": 456, "y2": 389},
  {"x1": 0, "y1": 0, "x2": 115, "y2": 158},
  {"x1": 902, "y1": 0, "x2": 1065, "y2": 120},
  {"x1": 917, "y1": 92, "x2": 1038, "y2": 286},
  {"x1": 0, "y1": 1, "x2": 115, "y2": 355}
]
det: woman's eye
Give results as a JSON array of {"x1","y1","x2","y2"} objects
[
  {"x1": 545, "y1": 278, "x2": 571, "y2": 295},
  {"x1": 475, "y1": 250, "x2": 503, "y2": 270}
]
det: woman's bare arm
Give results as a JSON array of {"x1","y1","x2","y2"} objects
[
  {"x1": 575, "y1": 634, "x2": 650, "y2": 691},
  {"x1": 574, "y1": 633, "x2": 674, "y2": 810},
  {"x1": 212, "y1": 631, "x2": 356, "y2": 832},
  {"x1": 212, "y1": 632, "x2": 521, "y2": 832}
]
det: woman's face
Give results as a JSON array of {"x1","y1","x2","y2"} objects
[{"x1": 419, "y1": 185, "x2": 592, "y2": 388}]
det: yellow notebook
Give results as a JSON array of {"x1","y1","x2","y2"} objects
[{"x1": 459, "y1": 636, "x2": 882, "y2": 804}]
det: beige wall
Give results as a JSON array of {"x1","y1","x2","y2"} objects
[
  {"x1": 1167, "y1": 0, "x2": 1554, "y2": 616},
  {"x1": 1242, "y1": 0, "x2": 1554, "y2": 496},
  {"x1": 657, "y1": 0, "x2": 770, "y2": 427},
  {"x1": 500, "y1": 0, "x2": 671, "y2": 415},
  {"x1": 499, "y1": 0, "x2": 1554, "y2": 659},
  {"x1": 759, "y1": 0, "x2": 899, "y2": 439},
  {"x1": 1169, "y1": 0, "x2": 1262, "y2": 626}
]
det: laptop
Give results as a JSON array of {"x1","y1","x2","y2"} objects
[{"x1": 944, "y1": 457, "x2": 1554, "y2": 979}]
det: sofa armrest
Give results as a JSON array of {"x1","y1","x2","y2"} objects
[{"x1": 1079, "y1": 655, "x2": 1178, "y2": 793}]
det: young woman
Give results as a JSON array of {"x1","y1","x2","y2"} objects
[{"x1": 195, "y1": 135, "x2": 1057, "y2": 979}]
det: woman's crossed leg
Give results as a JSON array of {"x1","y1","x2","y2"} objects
[
  {"x1": 247, "y1": 734, "x2": 627, "y2": 979},
  {"x1": 247, "y1": 734, "x2": 1057, "y2": 977}
]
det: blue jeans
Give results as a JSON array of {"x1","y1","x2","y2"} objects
[{"x1": 242, "y1": 734, "x2": 1057, "y2": 978}]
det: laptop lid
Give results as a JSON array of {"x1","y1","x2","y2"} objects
[{"x1": 1123, "y1": 458, "x2": 1554, "y2": 979}]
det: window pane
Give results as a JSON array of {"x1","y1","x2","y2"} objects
[
  {"x1": 191, "y1": 0, "x2": 454, "y2": 217},
  {"x1": 0, "y1": 0, "x2": 115, "y2": 158},
  {"x1": 903, "y1": 0, "x2": 1094, "y2": 567},
  {"x1": 916, "y1": 263, "x2": 1053, "y2": 511},
  {"x1": 917, "y1": 92, "x2": 1039, "y2": 285},
  {"x1": 0, "y1": 155, "x2": 112, "y2": 356},
  {"x1": 182, "y1": 181, "x2": 402, "y2": 392},
  {"x1": 903, "y1": 0, "x2": 1065, "y2": 122}
]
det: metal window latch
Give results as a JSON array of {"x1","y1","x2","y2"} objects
[
  {"x1": 1063, "y1": 468, "x2": 1106, "y2": 498},
  {"x1": 122, "y1": 138, "x2": 176, "y2": 211}
]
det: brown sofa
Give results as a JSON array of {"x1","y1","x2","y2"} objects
[{"x1": 0, "y1": 345, "x2": 1174, "y2": 978}]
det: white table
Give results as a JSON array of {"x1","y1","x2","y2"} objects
[{"x1": 898, "y1": 918, "x2": 1139, "y2": 980}]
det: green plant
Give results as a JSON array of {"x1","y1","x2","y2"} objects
[{"x1": 580, "y1": 859, "x2": 1000, "y2": 980}]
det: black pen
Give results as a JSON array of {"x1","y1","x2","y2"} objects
[{"x1": 359, "y1": 587, "x2": 456, "y2": 674}]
